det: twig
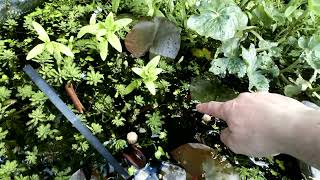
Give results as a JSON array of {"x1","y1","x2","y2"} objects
[{"x1": 65, "y1": 83, "x2": 85, "y2": 113}]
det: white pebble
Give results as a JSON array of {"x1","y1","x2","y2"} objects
[{"x1": 127, "y1": 132, "x2": 138, "y2": 144}]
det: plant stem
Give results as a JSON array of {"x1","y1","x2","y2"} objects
[
  {"x1": 280, "y1": 59, "x2": 301, "y2": 73},
  {"x1": 280, "y1": 73, "x2": 291, "y2": 85},
  {"x1": 250, "y1": 30, "x2": 264, "y2": 41},
  {"x1": 310, "y1": 87, "x2": 320, "y2": 92}
]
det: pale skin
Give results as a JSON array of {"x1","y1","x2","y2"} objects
[{"x1": 196, "y1": 92, "x2": 320, "y2": 169}]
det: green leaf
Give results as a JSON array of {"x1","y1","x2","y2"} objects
[
  {"x1": 145, "y1": 81, "x2": 156, "y2": 95},
  {"x1": 187, "y1": 0, "x2": 248, "y2": 41},
  {"x1": 209, "y1": 58, "x2": 229, "y2": 77},
  {"x1": 105, "y1": 12, "x2": 115, "y2": 26},
  {"x1": 132, "y1": 67, "x2": 143, "y2": 77},
  {"x1": 221, "y1": 38, "x2": 240, "y2": 58},
  {"x1": 227, "y1": 58, "x2": 247, "y2": 78},
  {"x1": 309, "y1": 0, "x2": 320, "y2": 16},
  {"x1": 90, "y1": 13, "x2": 97, "y2": 25},
  {"x1": 46, "y1": 42, "x2": 54, "y2": 54},
  {"x1": 115, "y1": 18, "x2": 132, "y2": 30},
  {"x1": 242, "y1": 44, "x2": 270, "y2": 91},
  {"x1": 146, "y1": 55, "x2": 161, "y2": 70},
  {"x1": 98, "y1": 39, "x2": 109, "y2": 60},
  {"x1": 32, "y1": 21, "x2": 50, "y2": 42},
  {"x1": 284, "y1": 84, "x2": 302, "y2": 97},
  {"x1": 248, "y1": 71, "x2": 269, "y2": 92},
  {"x1": 53, "y1": 42, "x2": 74, "y2": 57},
  {"x1": 77, "y1": 24, "x2": 98, "y2": 38},
  {"x1": 209, "y1": 57, "x2": 246, "y2": 78},
  {"x1": 304, "y1": 51, "x2": 320, "y2": 71},
  {"x1": 242, "y1": 44, "x2": 258, "y2": 72},
  {"x1": 112, "y1": 0, "x2": 121, "y2": 13},
  {"x1": 107, "y1": 33, "x2": 122, "y2": 52},
  {"x1": 190, "y1": 78, "x2": 238, "y2": 102},
  {"x1": 27, "y1": 43, "x2": 45, "y2": 60},
  {"x1": 124, "y1": 80, "x2": 141, "y2": 95}
]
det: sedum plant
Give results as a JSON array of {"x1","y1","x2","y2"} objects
[
  {"x1": 77, "y1": 12, "x2": 132, "y2": 60},
  {"x1": 26, "y1": 21, "x2": 74, "y2": 63}
]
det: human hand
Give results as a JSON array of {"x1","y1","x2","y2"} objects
[{"x1": 196, "y1": 92, "x2": 313, "y2": 157}]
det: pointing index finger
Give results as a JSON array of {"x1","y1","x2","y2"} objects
[{"x1": 196, "y1": 101, "x2": 227, "y2": 120}]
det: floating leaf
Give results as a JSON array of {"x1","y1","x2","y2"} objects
[
  {"x1": 187, "y1": 0, "x2": 248, "y2": 41},
  {"x1": 125, "y1": 17, "x2": 181, "y2": 59},
  {"x1": 171, "y1": 143, "x2": 239, "y2": 179},
  {"x1": 190, "y1": 78, "x2": 238, "y2": 102}
]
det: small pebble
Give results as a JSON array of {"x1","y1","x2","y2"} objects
[
  {"x1": 127, "y1": 132, "x2": 138, "y2": 144},
  {"x1": 202, "y1": 114, "x2": 212, "y2": 122}
]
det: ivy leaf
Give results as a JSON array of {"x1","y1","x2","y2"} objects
[
  {"x1": 27, "y1": 44, "x2": 45, "y2": 60},
  {"x1": 32, "y1": 21, "x2": 50, "y2": 42},
  {"x1": 209, "y1": 57, "x2": 246, "y2": 78},
  {"x1": 187, "y1": 0, "x2": 248, "y2": 41},
  {"x1": 247, "y1": 72, "x2": 270, "y2": 92},
  {"x1": 242, "y1": 44, "x2": 270, "y2": 91},
  {"x1": 98, "y1": 39, "x2": 109, "y2": 60},
  {"x1": 209, "y1": 58, "x2": 229, "y2": 77},
  {"x1": 221, "y1": 38, "x2": 241, "y2": 58},
  {"x1": 303, "y1": 51, "x2": 320, "y2": 71},
  {"x1": 144, "y1": 81, "x2": 156, "y2": 95},
  {"x1": 107, "y1": 32, "x2": 122, "y2": 52}
]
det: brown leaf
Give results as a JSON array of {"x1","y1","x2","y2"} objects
[
  {"x1": 65, "y1": 83, "x2": 85, "y2": 113},
  {"x1": 125, "y1": 20, "x2": 158, "y2": 58}
]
